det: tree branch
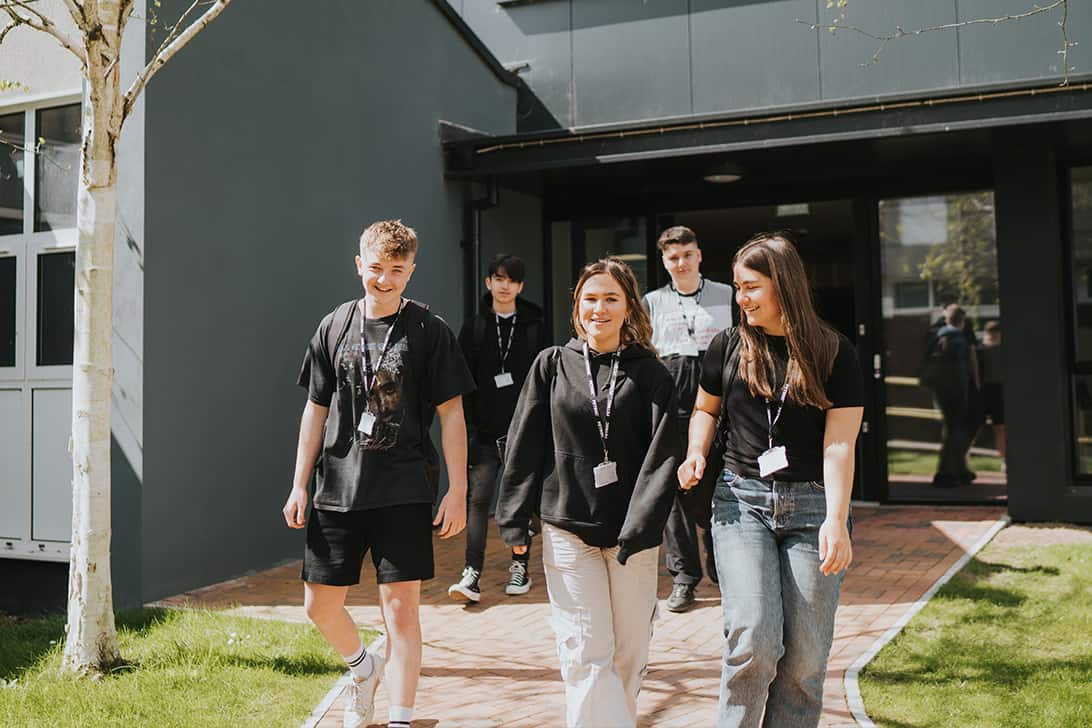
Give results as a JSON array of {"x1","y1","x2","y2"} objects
[
  {"x1": 59, "y1": 0, "x2": 85, "y2": 30},
  {"x1": 0, "y1": 0, "x2": 87, "y2": 66},
  {"x1": 800, "y1": 0, "x2": 1073, "y2": 83},
  {"x1": 122, "y1": 0, "x2": 233, "y2": 120}
]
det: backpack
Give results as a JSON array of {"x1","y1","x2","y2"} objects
[
  {"x1": 680, "y1": 327, "x2": 741, "y2": 529},
  {"x1": 325, "y1": 298, "x2": 443, "y2": 495},
  {"x1": 917, "y1": 327, "x2": 962, "y2": 399}
]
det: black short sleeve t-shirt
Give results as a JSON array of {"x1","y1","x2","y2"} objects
[
  {"x1": 700, "y1": 330, "x2": 864, "y2": 482},
  {"x1": 298, "y1": 301, "x2": 475, "y2": 511}
]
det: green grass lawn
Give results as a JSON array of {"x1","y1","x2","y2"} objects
[
  {"x1": 888, "y1": 448, "x2": 1004, "y2": 476},
  {"x1": 0, "y1": 608, "x2": 372, "y2": 728},
  {"x1": 859, "y1": 533, "x2": 1092, "y2": 727}
]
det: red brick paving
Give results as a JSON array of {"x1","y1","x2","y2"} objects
[{"x1": 158, "y1": 505, "x2": 1005, "y2": 727}]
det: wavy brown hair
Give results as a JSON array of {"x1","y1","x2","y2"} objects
[
  {"x1": 734, "y1": 233, "x2": 839, "y2": 409},
  {"x1": 572, "y1": 258, "x2": 656, "y2": 353}
]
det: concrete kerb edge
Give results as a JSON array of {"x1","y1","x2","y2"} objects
[
  {"x1": 843, "y1": 514, "x2": 1012, "y2": 727},
  {"x1": 301, "y1": 673, "x2": 351, "y2": 728}
]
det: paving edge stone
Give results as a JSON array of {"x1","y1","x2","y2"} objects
[{"x1": 843, "y1": 514, "x2": 1012, "y2": 728}]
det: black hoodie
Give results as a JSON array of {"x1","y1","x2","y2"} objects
[
  {"x1": 458, "y1": 294, "x2": 549, "y2": 445},
  {"x1": 496, "y1": 339, "x2": 680, "y2": 564}
]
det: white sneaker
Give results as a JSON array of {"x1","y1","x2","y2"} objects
[
  {"x1": 505, "y1": 559, "x2": 532, "y2": 595},
  {"x1": 447, "y1": 566, "x2": 482, "y2": 603},
  {"x1": 343, "y1": 634, "x2": 385, "y2": 728}
]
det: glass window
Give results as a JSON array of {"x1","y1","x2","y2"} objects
[
  {"x1": 0, "y1": 256, "x2": 14, "y2": 366},
  {"x1": 894, "y1": 281, "x2": 930, "y2": 309},
  {"x1": 34, "y1": 105, "x2": 81, "y2": 233},
  {"x1": 879, "y1": 192, "x2": 1005, "y2": 494},
  {"x1": 1074, "y1": 376, "x2": 1092, "y2": 476},
  {"x1": 36, "y1": 251, "x2": 74, "y2": 366},
  {"x1": 0, "y1": 113, "x2": 24, "y2": 236},
  {"x1": 1071, "y1": 167, "x2": 1092, "y2": 364}
]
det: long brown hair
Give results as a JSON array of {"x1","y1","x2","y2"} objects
[
  {"x1": 734, "y1": 233, "x2": 839, "y2": 409},
  {"x1": 572, "y1": 258, "x2": 656, "y2": 353}
]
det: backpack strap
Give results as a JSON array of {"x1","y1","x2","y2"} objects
[
  {"x1": 325, "y1": 300, "x2": 358, "y2": 362},
  {"x1": 472, "y1": 314, "x2": 487, "y2": 359}
]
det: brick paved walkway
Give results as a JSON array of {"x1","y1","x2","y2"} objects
[{"x1": 159, "y1": 504, "x2": 1005, "y2": 727}]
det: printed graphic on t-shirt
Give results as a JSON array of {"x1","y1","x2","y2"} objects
[
  {"x1": 645, "y1": 282, "x2": 734, "y2": 357},
  {"x1": 337, "y1": 336, "x2": 408, "y2": 451}
]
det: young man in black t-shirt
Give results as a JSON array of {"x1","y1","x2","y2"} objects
[
  {"x1": 283, "y1": 220, "x2": 475, "y2": 728},
  {"x1": 448, "y1": 254, "x2": 549, "y2": 603}
]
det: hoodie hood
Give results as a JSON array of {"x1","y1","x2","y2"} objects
[
  {"x1": 480, "y1": 292, "x2": 544, "y2": 324},
  {"x1": 564, "y1": 338, "x2": 657, "y2": 361}
]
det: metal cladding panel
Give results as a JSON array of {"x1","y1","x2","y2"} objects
[
  {"x1": 31, "y1": 387, "x2": 72, "y2": 543},
  {"x1": 691, "y1": 0, "x2": 821, "y2": 114},
  {"x1": 958, "y1": 0, "x2": 1092, "y2": 86},
  {"x1": 0, "y1": 388, "x2": 27, "y2": 541},
  {"x1": 464, "y1": 0, "x2": 574, "y2": 127},
  {"x1": 816, "y1": 0, "x2": 960, "y2": 102},
  {"x1": 572, "y1": 0, "x2": 692, "y2": 127}
]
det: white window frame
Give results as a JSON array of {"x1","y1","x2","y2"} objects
[{"x1": 0, "y1": 91, "x2": 81, "y2": 562}]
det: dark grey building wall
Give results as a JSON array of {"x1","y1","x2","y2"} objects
[
  {"x1": 454, "y1": 0, "x2": 1091, "y2": 130},
  {"x1": 480, "y1": 187, "x2": 546, "y2": 314},
  {"x1": 142, "y1": 0, "x2": 516, "y2": 601}
]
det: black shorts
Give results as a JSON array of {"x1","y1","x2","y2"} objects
[{"x1": 302, "y1": 503, "x2": 435, "y2": 586}]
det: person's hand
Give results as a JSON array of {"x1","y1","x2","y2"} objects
[
  {"x1": 433, "y1": 491, "x2": 467, "y2": 538},
  {"x1": 818, "y1": 518, "x2": 852, "y2": 575},
  {"x1": 282, "y1": 487, "x2": 308, "y2": 529},
  {"x1": 677, "y1": 453, "x2": 706, "y2": 490}
]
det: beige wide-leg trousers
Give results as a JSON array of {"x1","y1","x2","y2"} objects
[{"x1": 542, "y1": 522, "x2": 660, "y2": 728}]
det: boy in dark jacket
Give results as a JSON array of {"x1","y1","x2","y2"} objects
[{"x1": 448, "y1": 254, "x2": 550, "y2": 602}]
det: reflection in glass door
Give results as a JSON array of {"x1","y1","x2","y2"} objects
[{"x1": 879, "y1": 192, "x2": 1006, "y2": 502}]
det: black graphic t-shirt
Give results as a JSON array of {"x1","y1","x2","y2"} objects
[{"x1": 298, "y1": 301, "x2": 475, "y2": 511}]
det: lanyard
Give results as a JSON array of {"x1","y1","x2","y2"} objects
[
  {"x1": 360, "y1": 299, "x2": 405, "y2": 395},
  {"x1": 496, "y1": 312, "x2": 517, "y2": 372},
  {"x1": 582, "y1": 341, "x2": 621, "y2": 462},
  {"x1": 765, "y1": 382, "x2": 790, "y2": 449},
  {"x1": 672, "y1": 276, "x2": 705, "y2": 339}
]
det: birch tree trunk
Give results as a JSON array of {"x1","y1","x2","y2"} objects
[{"x1": 62, "y1": 1, "x2": 125, "y2": 673}]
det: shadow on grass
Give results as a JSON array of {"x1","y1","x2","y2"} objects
[{"x1": 1, "y1": 607, "x2": 342, "y2": 682}]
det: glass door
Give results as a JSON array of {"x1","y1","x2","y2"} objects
[{"x1": 878, "y1": 192, "x2": 1006, "y2": 502}]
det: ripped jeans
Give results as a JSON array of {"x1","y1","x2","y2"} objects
[{"x1": 541, "y1": 523, "x2": 660, "y2": 728}]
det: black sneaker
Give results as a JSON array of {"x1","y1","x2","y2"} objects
[
  {"x1": 666, "y1": 583, "x2": 696, "y2": 612},
  {"x1": 505, "y1": 559, "x2": 532, "y2": 595},
  {"x1": 447, "y1": 566, "x2": 481, "y2": 603}
]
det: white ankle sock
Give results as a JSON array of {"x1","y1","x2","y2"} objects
[
  {"x1": 342, "y1": 642, "x2": 374, "y2": 680},
  {"x1": 388, "y1": 705, "x2": 413, "y2": 726}
]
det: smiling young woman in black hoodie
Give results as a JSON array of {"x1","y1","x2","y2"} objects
[{"x1": 496, "y1": 258, "x2": 679, "y2": 728}]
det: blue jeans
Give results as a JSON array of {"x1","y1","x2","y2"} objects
[{"x1": 711, "y1": 469, "x2": 848, "y2": 728}]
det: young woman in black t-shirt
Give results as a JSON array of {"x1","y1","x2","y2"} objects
[{"x1": 678, "y1": 233, "x2": 864, "y2": 728}]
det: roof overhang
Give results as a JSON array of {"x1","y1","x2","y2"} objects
[{"x1": 444, "y1": 77, "x2": 1092, "y2": 178}]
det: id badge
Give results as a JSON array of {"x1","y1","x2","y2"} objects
[
  {"x1": 757, "y1": 446, "x2": 789, "y2": 478},
  {"x1": 593, "y1": 460, "x2": 618, "y2": 488},
  {"x1": 494, "y1": 372, "x2": 515, "y2": 388},
  {"x1": 357, "y1": 410, "x2": 376, "y2": 436},
  {"x1": 677, "y1": 341, "x2": 699, "y2": 357}
]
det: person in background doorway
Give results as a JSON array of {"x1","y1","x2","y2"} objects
[
  {"x1": 978, "y1": 320, "x2": 1005, "y2": 469},
  {"x1": 643, "y1": 225, "x2": 734, "y2": 612},
  {"x1": 448, "y1": 254, "x2": 549, "y2": 603},
  {"x1": 928, "y1": 305, "x2": 977, "y2": 488}
]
